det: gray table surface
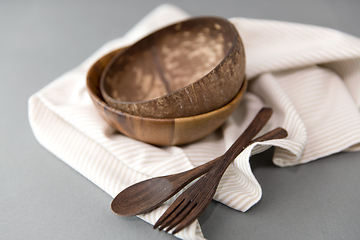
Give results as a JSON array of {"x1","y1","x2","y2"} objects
[{"x1": 2, "y1": 1, "x2": 360, "y2": 239}]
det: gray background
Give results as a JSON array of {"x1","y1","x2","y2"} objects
[{"x1": 1, "y1": 1, "x2": 360, "y2": 239}]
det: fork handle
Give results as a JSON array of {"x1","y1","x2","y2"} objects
[
  {"x1": 209, "y1": 107, "x2": 273, "y2": 176},
  {"x1": 182, "y1": 126, "x2": 286, "y2": 179}
]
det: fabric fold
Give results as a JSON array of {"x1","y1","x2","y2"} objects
[{"x1": 29, "y1": 4, "x2": 360, "y2": 240}]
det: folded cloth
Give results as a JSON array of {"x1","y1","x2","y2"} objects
[{"x1": 28, "y1": 4, "x2": 360, "y2": 240}]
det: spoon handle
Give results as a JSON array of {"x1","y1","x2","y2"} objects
[
  {"x1": 153, "y1": 108, "x2": 279, "y2": 233},
  {"x1": 111, "y1": 108, "x2": 285, "y2": 217},
  {"x1": 208, "y1": 107, "x2": 273, "y2": 177},
  {"x1": 179, "y1": 126, "x2": 287, "y2": 181},
  {"x1": 111, "y1": 126, "x2": 287, "y2": 217}
]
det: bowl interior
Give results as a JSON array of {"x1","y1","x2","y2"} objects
[
  {"x1": 87, "y1": 47, "x2": 247, "y2": 145},
  {"x1": 101, "y1": 17, "x2": 239, "y2": 103}
]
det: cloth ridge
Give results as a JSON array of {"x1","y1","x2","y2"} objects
[{"x1": 28, "y1": 4, "x2": 360, "y2": 240}]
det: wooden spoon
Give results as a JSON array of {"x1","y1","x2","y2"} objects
[{"x1": 111, "y1": 127, "x2": 287, "y2": 216}]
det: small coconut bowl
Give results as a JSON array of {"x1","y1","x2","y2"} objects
[
  {"x1": 87, "y1": 48, "x2": 247, "y2": 146},
  {"x1": 100, "y1": 16, "x2": 245, "y2": 119}
]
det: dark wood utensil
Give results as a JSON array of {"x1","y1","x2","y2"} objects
[
  {"x1": 111, "y1": 126, "x2": 287, "y2": 216},
  {"x1": 154, "y1": 107, "x2": 274, "y2": 234}
]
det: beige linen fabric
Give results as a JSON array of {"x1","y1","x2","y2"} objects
[{"x1": 28, "y1": 4, "x2": 360, "y2": 240}]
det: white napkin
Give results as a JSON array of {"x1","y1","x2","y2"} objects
[{"x1": 28, "y1": 4, "x2": 360, "y2": 240}]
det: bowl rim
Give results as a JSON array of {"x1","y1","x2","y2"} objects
[
  {"x1": 87, "y1": 52, "x2": 247, "y2": 122},
  {"x1": 99, "y1": 16, "x2": 243, "y2": 106}
]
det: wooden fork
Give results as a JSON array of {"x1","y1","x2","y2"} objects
[{"x1": 154, "y1": 107, "x2": 274, "y2": 234}]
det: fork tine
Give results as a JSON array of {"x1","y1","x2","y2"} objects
[
  {"x1": 154, "y1": 177, "x2": 201, "y2": 230},
  {"x1": 172, "y1": 187, "x2": 216, "y2": 234},
  {"x1": 171, "y1": 210, "x2": 201, "y2": 235},
  {"x1": 156, "y1": 185, "x2": 200, "y2": 230},
  {"x1": 160, "y1": 175, "x2": 218, "y2": 234},
  {"x1": 154, "y1": 108, "x2": 275, "y2": 234},
  {"x1": 153, "y1": 197, "x2": 183, "y2": 229},
  {"x1": 163, "y1": 201, "x2": 197, "y2": 232},
  {"x1": 157, "y1": 198, "x2": 188, "y2": 231}
]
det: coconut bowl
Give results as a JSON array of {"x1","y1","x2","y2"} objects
[
  {"x1": 87, "y1": 48, "x2": 247, "y2": 146},
  {"x1": 100, "y1": 16, "x2": 245, "y2": 118}
]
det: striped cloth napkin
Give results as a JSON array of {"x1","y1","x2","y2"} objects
[{"x1": 28, "y1": 4, "x2": 360, "y2": 240}]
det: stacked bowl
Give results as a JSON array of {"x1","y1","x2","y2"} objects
[{"x1": 86, "y1": 17, "x2": 247, "y2": 146}]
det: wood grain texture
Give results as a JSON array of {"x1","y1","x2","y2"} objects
[
  {"x1": 111, "y1": 127, "x2": 287, "y2": 217},
  {"x1": 154, "y1": 108, "x2": 273, "y2": 233},
  {"x1": 100, "y1": 17, "x2": 246, "y2": 118},
  {"x1": 86, "y1": 48, "x2": 247, "y2": 146}
]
